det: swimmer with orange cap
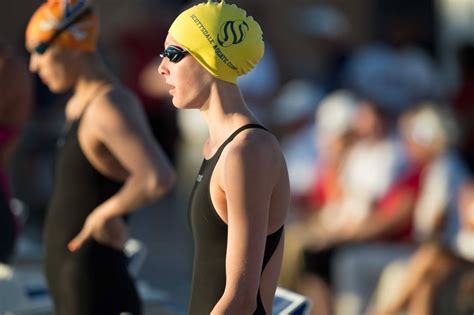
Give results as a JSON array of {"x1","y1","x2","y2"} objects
[
  {"x1": 158, "y1": 1, "x2": 289, "y2": 314},
  {"x1": 26, "y1": 1, "x2": 175, "y2": 314}
]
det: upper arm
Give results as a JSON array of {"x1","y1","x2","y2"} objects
[
  {"x1": 89, "y1": 90, "x2": 174, "y2": 184},
  {"x1": 221, "y1": 137, "x2": 278, "y2": 299}
]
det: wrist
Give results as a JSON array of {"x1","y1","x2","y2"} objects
[
  {"x1": 93, "y1": 203, "x2": 116, "y2": 221},
  {"x1": 94, "y1": 197, "x2": 120, "y2": 221}
]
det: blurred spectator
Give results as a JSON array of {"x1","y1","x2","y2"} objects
[
  {"x1": 0, "y1": 43, "x2": 32, "y2": 263},
  {"x1": 299, "y1": 97, "x2": 401, "y2": 315},
  {"x1": 369, "y1": 179, "x2": 474, "y2": 315},
  {"x1": 304, "y1": 90, "x2": 359, "y2": 216},
  {"x1": 333, "y1": 105, "x2": 458, "y2": 315},
  {"x1": 319, "y1": 101, "x2": 402, "y2": 233},
  {"x1": 279, "y1": 90, "x2": 357, "y2": 315}
]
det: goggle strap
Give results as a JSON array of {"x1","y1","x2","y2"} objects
[{"x1": 35, "y1": 7, "x2": 94, "y2": 54}]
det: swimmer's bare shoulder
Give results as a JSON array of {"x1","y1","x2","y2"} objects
[{"x1": 86, "y1": 84, "x2": 151, "y2": 134}]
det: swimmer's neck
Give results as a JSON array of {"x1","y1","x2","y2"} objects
[{"x1": 201, "y1": 82, "x2": 260, "y2": 147}]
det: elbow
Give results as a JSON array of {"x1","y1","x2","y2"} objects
[
  {"x1": 234, "y1": 297, "x2": 258, "y2": 315},
  {"x1": 164, "y1": 170, "x2": 177, "y2": 193},
  {"x1": 145, "y1": 168, "x2": 176, "y2": 200},
  {"x1": 241, "y1": 299, "x2": 258, "y2": 315}
]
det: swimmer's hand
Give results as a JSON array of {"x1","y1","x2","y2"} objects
[{"x1": 68, "y1": 212, "x2": 128, "y2": 252}]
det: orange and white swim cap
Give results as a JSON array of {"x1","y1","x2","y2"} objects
[{"x1": 26, "y1": 0, "x2": 99, "y2": 52}]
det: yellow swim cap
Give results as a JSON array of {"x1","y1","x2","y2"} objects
[
  {"x1": 26, "y1": 0, "x2": 99, "y2": 52},
  {"x1": 169, "y1": 0, "x2": 264, "y2": 84}
]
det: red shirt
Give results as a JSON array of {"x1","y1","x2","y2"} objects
[
  {"x1": 306, "y1": 162, "x2": 343, "y2": 211},
  {"x1": 375, "y1": 165, "x2": 423, "y2": 241}
]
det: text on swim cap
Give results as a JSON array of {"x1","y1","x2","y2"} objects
[{"x1": 190, "y1": 14, "x2": 238, "y2": 71}]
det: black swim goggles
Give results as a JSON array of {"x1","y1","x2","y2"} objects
[
  {"x1": 33, "y1": 7, "x2": 94, "y2": 55},
  {"x1": 159, "y1": 45, "x2": 189, "y2": 63}
]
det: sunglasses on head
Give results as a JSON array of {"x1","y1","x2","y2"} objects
[
  {"x1": 159, "y1": 45, "x2": 188, "y2": 63},
  {"x1": 33, "y1": 7, "x2": 93, "y2": 55}
]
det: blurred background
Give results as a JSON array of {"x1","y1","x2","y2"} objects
[{"x1": 1, "y1": 0, "x2": 474, "y2": 314}]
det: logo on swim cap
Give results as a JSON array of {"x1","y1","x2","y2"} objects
[{"x1": 217, "y1": 20, "x2": 249, "y2": 47}]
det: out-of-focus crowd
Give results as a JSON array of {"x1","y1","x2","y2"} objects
[{"x1": 277, "y1": 90, "x2": 474, "y2": 315}]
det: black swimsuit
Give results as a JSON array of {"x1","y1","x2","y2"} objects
[
  {"x1": 44, "y1": 117, "x2": 141, "y2": 315},
  {"x1": 187, "y1": 124, "x2": 284, "y2": 315}
]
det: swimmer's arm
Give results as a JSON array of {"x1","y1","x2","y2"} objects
[
  {"x1": 68, "y1": 89, "x2": 175, "y2": 251},
  {"x1": 211, "y1": 141, "x2": 276, "y2": 315},
  {"x1": 92, "y1": 89, "x2": 176, "y2": 217}
]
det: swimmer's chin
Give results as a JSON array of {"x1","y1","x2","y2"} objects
[{"x1": 43, "y1": 81, "x2": 71, "y2": 94}]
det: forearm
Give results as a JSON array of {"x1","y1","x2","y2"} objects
[
  {"x1": 211, "y1": 293, "x2": 257, "y2": 315},
  {"x1": 212, "y1": 267, "x2": 261, "y2": 315},
  {"x1": 212, "y1": 254, "x2": 268, "y2": 315},
  {"x1": 93, "y1": 172, "x2": 174, "y2": 219}
]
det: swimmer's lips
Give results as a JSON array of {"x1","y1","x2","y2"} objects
[{"x1": 165, "y1": 82, "x2": 176, "y2": 95}]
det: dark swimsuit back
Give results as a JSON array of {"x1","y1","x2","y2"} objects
[{"x1": 187, "y1": 124, "x2": 284, "y2": 315}]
